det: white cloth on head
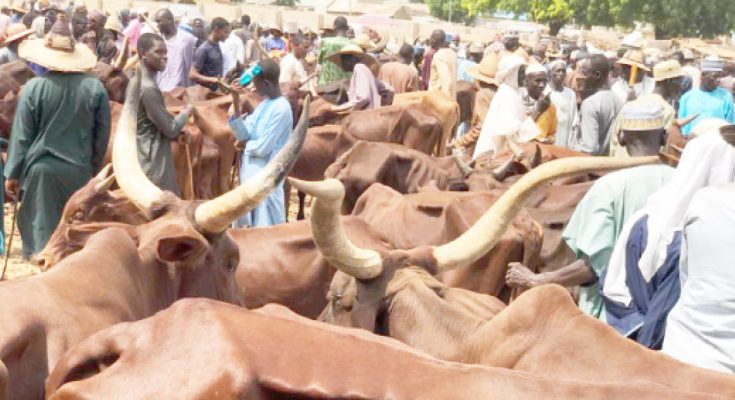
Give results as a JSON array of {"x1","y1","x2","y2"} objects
[
  {"x1": 472, "y1": 55, "x2": 539, "y2": 159},
  {"x1": 603, "y1": 128, "x2": 735, "y2": 307}
]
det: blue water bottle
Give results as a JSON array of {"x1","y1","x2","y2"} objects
[{"x1": 239, "y1": 64, "x2": 263, "y2": 86}]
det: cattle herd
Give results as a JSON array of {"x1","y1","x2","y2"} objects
[{"x1": 0, "y1": 44, "x2": 734, "y2": 399}]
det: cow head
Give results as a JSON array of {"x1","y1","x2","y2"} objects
[
  {"x1": 91, "y1": 62, "x2": 130, "y2": 103},
  {"x1": 37, "y1": 165, "x2": 147, "y2": 270},
  {"x1": 291, "y1": 155, "x2": 659, "y2": 332},
  {"x1": 58, "y1": 69, "x2": 308, "y2": 305}
]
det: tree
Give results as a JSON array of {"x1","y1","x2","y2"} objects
[
  {"x1": 273, "y1": 0, "x2": 299, "y2": 6},
  {"x1": 463, "y1": 0, "x2": 573, "y2": 35},
  {"x1": 426, "y1": 0, "x2": 475, "y2": 25}
]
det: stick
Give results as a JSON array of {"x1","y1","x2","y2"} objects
[
  {"x1": 1, "y1": 199, "x2": 19, "y2": 281},
  {"x1": 628, "y1": 64, "x2": 639, "y2": 87},
  {"x1": 184, "y1": 143, "x2": 195, "y2": 199}
]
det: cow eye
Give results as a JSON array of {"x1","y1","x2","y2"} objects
[
  {"x1": 70, "y1": 209, "x2": 85, "y2": 222},
  {"x1": 227, "y1": 257, "x2": 238, "y2": 272}
]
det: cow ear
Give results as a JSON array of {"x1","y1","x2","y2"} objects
[
  {"x1": 66, "y1": 223, "x2": 138, "y2": 247},
  {"x1": 155, "y1": 234, "x2": 209, "y2": 264}
]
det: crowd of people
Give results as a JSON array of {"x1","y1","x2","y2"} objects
[{"x1": 1, "y1": 0, "x2": 735, "y2": 375}]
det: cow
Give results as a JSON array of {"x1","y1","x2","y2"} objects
[
  {"x1": 0, "y1": 72, "x2": 308, "y2": 400},
  {"x1": 289, "y1": 156, "x2": 735, "y2": 398},
  {"x1": 0, "y1": 60, "x2": 33, "y2": 138},
  {"x1": 44, "y1": 299, "x2": 721, "y2": 400},
  {"x1": 351, "y1": 183, "x2": 541, "y2": 301},
  {"x1": 393, "y1": 90, "x2": 460, "y2": 156}
]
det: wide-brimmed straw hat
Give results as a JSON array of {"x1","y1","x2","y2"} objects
[
  {"x1": 354, "y1": 33, "x2": 377, "y2": 51},
  {"x1": 104, "y1": 18, "x2": 122, "y2": 34},
  {"x1": 616, "y1": 49, "x2": 651, "y2": 71},
  {"x1": 468, "y1": 52, "x2": 499, "y2": 85},
  {"x1": 19, "y1": 14, "x2": 97, "y2": 72},
  {"x1": 2, "y1": 23, "x2": 35, "y2": 45},
  {"x1": 268, "y1": 25, "x2": 283, "y2": 35},
  {"x1": 653, "y1": 60, "x2": 684, "y2": 82},
  {"x1": 327, "y1": 43, "x2": 376, "y2": 70},
  {"x1": 10, "y1": 0, "x2": 27, "y2": 14}
]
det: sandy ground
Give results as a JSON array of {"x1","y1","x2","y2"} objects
[{"x1": 0, "y1": 188, "x2": 310, "y2": 281}]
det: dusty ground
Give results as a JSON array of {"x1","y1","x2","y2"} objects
[
  {"x1": 1, "y1": 188, "x2": 309, "y2": 281},
  {"x1": 2, "y1": 202, "x2": 40, "y2": 280}
]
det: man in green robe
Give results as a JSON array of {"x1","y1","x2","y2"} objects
[
  {"x1": 317, "y1": 16, "x2": 352, "y2": 85},
  {"x1": 136, "y1": 33, "x2": 193, "y2": 196},
  {"x1": 505, "y1": 100, "x2": 674, "y2": 320},
  {"x1": 5, "y1": 15, "x2": 110, "y2": 260}
]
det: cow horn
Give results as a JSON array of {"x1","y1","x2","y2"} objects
[
  {"x1": 288, "y1": 178, "x2": 383, "y2": 280},
  {"x1": 432, "y1": 156, "x2": 660, "y2": 271},
  {"x1": 93, "y1": 164, "x2": 116, "y2": 194},
  {"x1": 113, "y1": 36, "x2": 129, "y2": 71},
  {"x1": 675, "y1": 113, "x2": 699, "y2": 128},
  {"x1": 193, "y1": 96, "x2": 311, "y2": 234},
  {"x1": 112, "y1": 67, "x2": 165, "y2": 211},
  {"x1": 452, "y1": 150, "x2": 473, "y2": 177}
]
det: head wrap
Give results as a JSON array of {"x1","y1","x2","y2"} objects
[
  {"x1": 495, "y1": 54, "x2": 526, "y2": 89},
  {"x1": 619, "y1": 100, "x2": 666, "y2": 131}
]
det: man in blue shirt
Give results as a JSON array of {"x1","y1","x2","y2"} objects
[
  {"x1": 265, "y1": 26, "x2": 286, "y2": 52},
  {"x1": 190, "y1": 17, "x2": 229, "y2": 91},
  {"x1": 678, "y1": 56, "x2": 735, "y2": 136},
  {"x1": 228, "y1": 58, "x2": 293, "y2": 227}
]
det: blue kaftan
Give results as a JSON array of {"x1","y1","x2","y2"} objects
[{"x1": 228, "y1": 96, "x2": 293, "y2": 228}]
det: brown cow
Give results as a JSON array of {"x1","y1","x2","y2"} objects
[
  {"x1": 0, "y1": 72, "x2": 308, "y2": 400},
  {"x1": 352, "y1": 183, "x2": 541, "y2": 300},
  {"x1": 45, "y1": 299, "x2": 722, "y2": 400},
  {"x1": 290, "y1": 157, "x2": 735, "y2": 398},
  {"x1": 0, "y1": 60, "x2": 33, "y2": 138}
]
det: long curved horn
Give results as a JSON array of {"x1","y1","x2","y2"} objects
[
  {"x1": 288, "y1": 178, "x2": 383, "y2": 280},
  {"x1": 193, "y1": 96, "x2": 311, "y2": 234},
  {"x1": 675, "y1": 113, "x2": 699, "y2": 128},
  {"x1": 93, "y1": 164, "x2": 116, "y2": 194},
  {"x1": 111, "y1": 67, "x2": 164, "y2": 211},
  {"x1": 452, "y1": 149, "x2": 474, "y2": 177},
  {"x1": 432, "y1": 156, "x2": 660, "y2": 272},
  {"x1": 113, "y1": 36, "x2": 129, "y2": 71}
]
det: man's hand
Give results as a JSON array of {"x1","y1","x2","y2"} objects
[
  {"x1": 5, "y1": 179, "x2": 19, "y2": 202},
  {"x1": 177, "y1": 131, "x2": 192, "y2": 145},
  {"x1": 181, "y1": 104, "x2": 195, "y2": 118},
  {"x1": 506, "y1": 262, "x2": 541, "y2": 289},
  {"x1": 533, "y1": 94, "x2": 551, "y2": 120}
]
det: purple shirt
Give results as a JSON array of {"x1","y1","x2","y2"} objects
[{"x1": 156, "y1": 30, "x2": 198, "y2": 92}]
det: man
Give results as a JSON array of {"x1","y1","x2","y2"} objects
[
  {"x1": 153, "y1": 9, "x2": 196, "y2": 92},
  {"x1": 679, "y1": 49, "x2": 700, "y2": 93},
  {"x1": 118, "y1": 8, "x2": 130, "y2": 30},
  {"x1": 122, "y1": 8, "x2": 143, "y2": 50},
  {"x1": 228, "y1": 58, "x2": 292, "y2": 227},
  {"x1": 611, "y1": 49, "x2": 655, "y2": 103},
  {"x1": 548, "y1": 60, "x2": 578, "y2": 148},
  {"x1": 678, "y1": 56, "x2": 735, "y2": 136},
  {"x1": 317, "y1": 16, "x2": 351, "y2": 85},
  {"x1": 522, "y1": 62, "x2": 556, "y2": 143},
  {"x1": 328, "y1": 44, "x2": 380, "y2": 111},
  {"x1": 5, "y1": 15, "x2": 110, "y2": 260},
  {"x1": 136, "y1": 33, "x2": 193, "y2": 196},
  {"x1": 0, "y1": 22, "x2": 34, "y2": 64},
  {"x1": 265, "y1": 26, "x2": 286, "y2": 52},
  {"x1": 426, "y1": 29, "x2": 457, "y2": 98},
  {"x1": 190, "y1": 17, "x2": 230, "y2": 91},
  {"x1": 81, "y1": 10, "x2": 117, "y2": 64},
  {"x1": 457, "y1": 42, "x2": 482, "y2": 83},
  {"x1": 279, "y1": 34, "x2": 315, "y2": 96},
  {"x1": 569, "y1": 54, "x2": 622, "y2": 155},
  {"x1": 232, "y1": 14, "x2": 251, "y2": 49},
  {"x1": 378, "y1": 43, "x2": 419, "y2": 94},
  {"x1": 220, "y1": 20, "x2": 245, "y2": 76},
  {"x1": 70, "y1": 10, "x2": 86, "y2": 39},
  {"x1": 0, "y1": 7, "x2": 11, "y2": 38},
  {"x1": 506, "y1": 100, "x2": 674, "y2": 322},
  {"x1": 662, "y1": 128, "x2": 735, "y2": 371},
  {"x1": 452, "y1": 52, "x2": 499, "y2": 154}
]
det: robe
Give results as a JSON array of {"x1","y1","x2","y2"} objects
[
  {"x1": 428, "y1": 48, "x2": 457, "y2": 99},
  {"x1": 137, "y1": 71, "x2": 188, "y2": 196},
  {"x1": 228, "y1": 96, "x2": 292, "y2": 227},
  {"x1": 454, "y1": 87, "x2": 495, "y2": 153},
  {"x1": 549, "y1": 85, "x2": 578, "y2": 148},
  {"x1": 378, "y1": 61, "x2": 419, "y2": 94},
  {"x1": 5, "y1": 73, "x2": 110, "y2": 258},
  {"x1": 678, "y1": 87, "x2": 735, "y2": 136},
  {"x1": 317, "y1": 36, "x2": 351, "y2": 85}
]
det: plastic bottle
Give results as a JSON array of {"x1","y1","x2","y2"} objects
[{"x1": 239, "y1": 64, "x2": 263, "y2": 86}]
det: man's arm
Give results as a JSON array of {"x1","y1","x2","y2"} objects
[
  {"x1": 91, "y1": 87, "x2": 111, "y2": 173},
  {"x1": 576, "y1": 102, "x2": 601, "y2": 154},
  {"x1": 245, "y1": 104, "x2": 291, "y2": 158},
  {"x1": 506, "y1": 259, "x2": 597, "y2": 289},
  {"x1": 140, "y1": 88, "x2": 191, "y2": 139},
  {"x1": 190, "y1": 48, "x2": 220, "y2": 86}
]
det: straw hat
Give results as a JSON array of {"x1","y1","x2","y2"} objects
[
  {"x1": 10, "y1": 0, "x2": 27, "y2": 14},
  {"x1": 327, "y1": 43, "x2": 376, "y2": 70},
  {"x1": 18, "y1": 14, "x2": 97, "y2": 72},
  {"x1": 268, "y1": 25, "x2": 283, "y2": 35},
  {"x1": 354, "y1": 33, "x2": 377, "y2": 51},
  {"x1": 652, "y1": 60, "x2": 684, "y2": 82},
  {"x1": 468, "y1": 52, "x2": 499, "y2": 85},
  {"x1": 2, "y1": 23, "x2": 35, "y2": 46},
  {"x1": 104, "y1": 18, "x2": 122, "y2": 35},
  {"x1": 616, "y1": 49, "x2": 650, "y2": 71},
  {"x1": 468, "y1": 42, "x2": 484, "y2": 54}
]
